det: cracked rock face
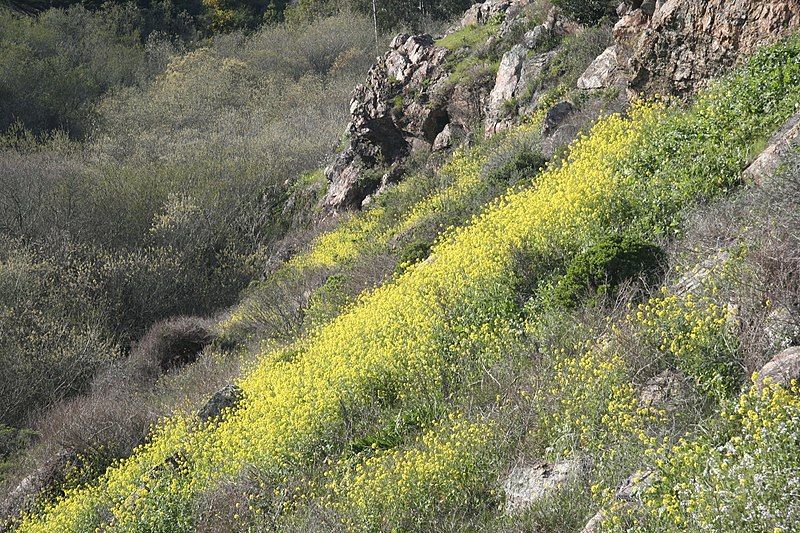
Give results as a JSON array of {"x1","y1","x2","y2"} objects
[
  {"x1": 577, "y1": 45, "x2": 620, "y2": 90},
  {"x1": 325, "y1": 0, "x2": 797, "y2": 214},
  {"x1": 628, "y1": 0, "x2": 800, "y2": 97},
  {"x1": 485, "y1": 47, "x2": 558, "y2": 135},
  {"x1": 323, "y1": 0, "x2": 531, "y2": 213},
  {"x1": 323, "y1": 33, "x2": 451, "y2": 212},
  {"x1": 503, "y1": 459, "x2": 582, "y2": 513}
]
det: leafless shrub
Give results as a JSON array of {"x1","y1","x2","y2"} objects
[
  {"x1": 227, "y1": 267, "x2": 330, "y2": 343},
  {"x1": 126, "y1": 316, "x2": 216, "y2": 382},
  {"x1": 667, "y1": 154, "x2": 800, "y2": 376}
]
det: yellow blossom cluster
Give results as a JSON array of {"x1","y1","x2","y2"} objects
[
  {"x1": 637, "y1": 381, "x2": 800, "y2": 531},
  {"x1": 533, "y1": 345, "x2": 656, "y2": 460},
  {"x1": 327, "y1": 415, "x2": 497, "y2": 530},
  {"x1": 223, "y1": 118, "x2": 546, "y2": 338},
  {"x1": 19, "y1": 103, "x2": 655, "y2": 532},
  {"x1": 635, "y1": 284, "x2": 738, "y2": 399}
]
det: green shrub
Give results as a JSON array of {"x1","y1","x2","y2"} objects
[
  {"x1": 436, "y1": 15, "x2": 503, "y2": 51},
  {"x1": 619, "y1": 36, "x2": 800, "y2": 236},
  {"x1": 553, "y1": 236, "x2": 664, "y2": 308},
  {"x1": 551, "y1": 0, "x2": 616, "y2": 24},
  {"x1": 0, "y1": 5, "x2": 148, "y2": 138},
  {"x1": 482, "y1": 138, "x2": 544, "y2": 185},
  {"x1": 396, "y1": 238, "x2": 432, "y2": 272}
]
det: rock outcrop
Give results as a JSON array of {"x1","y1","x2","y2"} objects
[
  {"x1": 324, "y1": 0, "x2": 800, "y2": 213},
  {"x1": 323, "y1": 33, "x2": 451, "y2": 212},
  {"x1": 197, "y1": 384, "x2": 245, "y2": 422},
  {"x1": 503, "y1": 459, "x2": 582, "y2": 513},
  {"x1": 577, "y1": 45, "x2": 621, "y2": 90},
  {"x1": 459, "y1": 0, "x2": 512, "y2": 27},
  {"x1": 628, "y1": 0, "x2": 800, "y2": 97},
  {"x1": 744, "y1": 110, "x2": 800, "y2": 185},
  {"x1": 485, "y1": 47, "x2": 558, "y2": 135},
  {"x1": 324, "y1": 0, "x2": 538, "y2": 213},
  {"x1": 756, "y1": 346, "x2": 800, "y2": 388}
]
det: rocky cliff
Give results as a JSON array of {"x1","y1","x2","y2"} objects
[
  {"x1": 323, "y1": 0, "x2": 800, "y2": 213},
  {"x1": 629, "y1": 0, "x2": 800, "y2": 96},
  {"x1": 323, "y1": 0, "x2": 576, "y2": 212}
]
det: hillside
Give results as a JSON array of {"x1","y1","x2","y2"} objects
[{"x1": 3, "y1": 0, "x2": 800, "y2": 531}]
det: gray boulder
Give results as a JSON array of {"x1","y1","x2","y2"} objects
[
  {"x1": 1, "y1": 450, "x2": 76, "y2": 525},
  {"x1": 433, "y1": 123, "x2": 463, "y2": 151},
  {"x1": 580, "y1": 469, "x2": 654, "y2": 532},
  {"x1": 458, "y1": 0, "x2": 512, "y2": 28},
  {"x1": 503, "y1": 459, "x2": 581, "y2": 514},
  {"x1": 577, "y1": 45, "x2": 620, "y2": 90},
  {"x1": 756, "y1": 346, "x2": 800, "y2": 388},
  {"x1": 542, "y1": 101, "x2": 575, "y2": 136},
  {"x1": 198, "y1": 384, "x2": 245, "y2": 422},
  {"x1": 673, "y1": 251, "x2": 730, "y2": 297},
  {"x1": 581, "y1": 510, "x2": 607, "y2": 533}
]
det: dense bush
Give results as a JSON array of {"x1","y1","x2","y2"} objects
[
  {"x1": 396, "y1": 239, "x2": 432, "y2": 271},
  {"x1": 551, "y1": 0, "x2": 616, "y2": 24},
  {"x1": 127, "y1": 316, "x2": 215, "y2": 381},
  {"x1": 0, "y1": 240, "x2": 119, "y2": 427},
  {"x1": 552, "y1": 236, "x2": 664, "y2": 308},
  {"x1": 636, "y1": 382, "x2": 800, "y2": 530},
  {"x1": 0, "y1": 5, "x2": 150, "y2": 138},
  {"x1": 0, "y1": 11, "x2": 376, "y2": 470}
]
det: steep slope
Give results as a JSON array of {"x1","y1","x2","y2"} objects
[{"x1": 13, "y1": 24, "x2": 800, "y2": 530}]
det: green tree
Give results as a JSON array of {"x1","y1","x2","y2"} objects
[{"x1": 551, "y1": 0, "x2": 616, "y2": 24}]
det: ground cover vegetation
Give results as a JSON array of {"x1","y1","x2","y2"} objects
[
  {"x1": 0, "y1": 5, "x2": 378, "y2": 498},
  {"x1": 5, "y1": 0, "x2": 474, "y2": 36},
  {"x1": 11, "y1": 32, "x2": 800, "y2": 532}
]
